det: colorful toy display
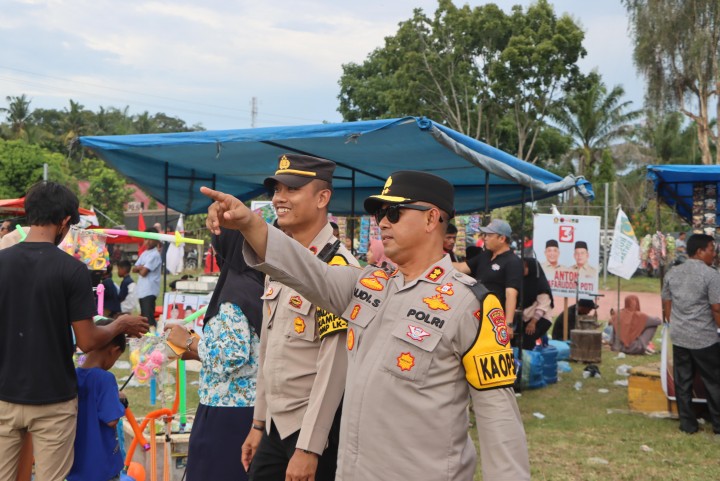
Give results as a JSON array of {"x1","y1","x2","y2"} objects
[{"x1": 59, "y1": 227, "x2": 110, "y2": 270}]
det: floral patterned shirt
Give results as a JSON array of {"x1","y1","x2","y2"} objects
[{"x1": 197, "y1": 302, "x2": 260, "y2": 407}]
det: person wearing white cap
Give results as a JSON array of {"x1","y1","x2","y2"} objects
[{"x1": 454, "y1": 219, "x2": 524, "y2": 336}]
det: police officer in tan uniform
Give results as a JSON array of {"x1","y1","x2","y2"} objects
[
  {"x1": 203, "y1": 170, "x2": 530, "y2": 481},
  {"x1": 241, "y1": 154, "x2": 359, "y2": 481}
]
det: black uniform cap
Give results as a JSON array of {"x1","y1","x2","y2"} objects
[
  {"x1": 575, "y1": 241, "x2": 588, "y2": 250},
  {"x1": 546, "y1": 239, "x2": 559, "y2": 248},
  {"x1": 263, "y1": 154, "x2": 336, "y2": 191},
  {"x1": 364, "y1": 171, "x2": 455, "y2": 218}
]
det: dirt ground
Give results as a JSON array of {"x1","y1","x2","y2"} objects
[{"x1": 551, "y1": 289, "x2": 663, "y2": 321}]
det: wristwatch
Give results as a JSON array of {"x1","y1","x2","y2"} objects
[{"x1": 185, "y1": 336, "x2": 194, "y2": 352}]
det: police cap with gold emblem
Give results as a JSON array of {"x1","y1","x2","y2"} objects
[
  {"x1": 364, "y1": 171, "x2": 455, "y2": 218},
  {"x1": 263, "y1": 153, "x2": 336, "y2": 190}
]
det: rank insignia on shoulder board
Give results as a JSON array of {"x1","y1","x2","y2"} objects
[{"x1": 425, "y1": 266, "x2": 444, "y2": 281}]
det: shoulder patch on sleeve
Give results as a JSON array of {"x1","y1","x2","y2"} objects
[
  {"x1": 329, "y1": 254, "x2": 349, "y2": 266},
  {"x1": 462, "y1": 293, "x2": 516, "y2": 390},
  {"x1": 316, "y1": 307, "x2": 347, "y2": 339},
  {"x1": 452, "y1": 270, "x2": 476, "y2": 286}
]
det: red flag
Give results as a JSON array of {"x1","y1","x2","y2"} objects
[{"x1": 137, "y1": 212, "x2": 147, "y2": 256}]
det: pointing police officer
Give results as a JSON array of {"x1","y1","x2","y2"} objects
[
  {"x1": 240, "y1": 154, "x2": 359, "y2": 481},
  {"x1": 202, "y1": 170, "x2": 530, "y2": 481}
]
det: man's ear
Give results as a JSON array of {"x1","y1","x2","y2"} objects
[{"x1": 316, "y1": 188, "x2": 331, "y2": 209}]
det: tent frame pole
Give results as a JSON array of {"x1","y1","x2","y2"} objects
[{"x1": 163, "y1": 162, "x2": 169, "y2": 293}]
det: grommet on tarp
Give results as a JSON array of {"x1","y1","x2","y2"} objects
[{"x1": 345, "y1": 133, "x2": 361, "y2": 144}]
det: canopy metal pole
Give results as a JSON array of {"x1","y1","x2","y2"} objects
[
  {"x1": 163, "y1": 162, "x2": 169, "y2": 293},
  {"x1": 351, "y1": 170, "x2": 356, "y2": 251},
  {"x1": 656, "y1": 185, "x2": 665, "y2": 289},
  {"x1": 512, "y1": 187, "x2": 526, "y2": 352},
  {"x1": 484, "y1": 171, "x2": 490, "y2": 223},
  {"x1": 603, "y1": 182, "x2": 609, "y2": 287}
]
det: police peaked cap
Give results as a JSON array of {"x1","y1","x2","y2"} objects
[
  {"x1": 264, "y1": 153, "x2": 336, "y2": 190},
  {"x1": 364, "y1": 171, "x2": 455, "y2": 218}
]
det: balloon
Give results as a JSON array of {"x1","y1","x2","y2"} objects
[
  {"x1": 127, "y1": 461, "x2": 146, "y2": 481},
  {"x1": 130, "y1": 350, "x2": 140, "y2": 368}
]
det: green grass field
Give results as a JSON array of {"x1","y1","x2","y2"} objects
[
  {"x1": 112, "y1": 267, "x2": 720, "y2": 480},
  {"x1": 114, "y1": 330, "x2": 719, "y2": 481}
]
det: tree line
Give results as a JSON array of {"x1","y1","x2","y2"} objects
[
  {"x1": 3, "y1": 0, "x2": 718, "y2": 234},
  {"x1": 0, "y1": 97, "x2": 203, "y2": 224}
]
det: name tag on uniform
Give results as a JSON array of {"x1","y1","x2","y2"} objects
[{"x1": 468, "y1": 349, "x2": 516, "y2": 388}]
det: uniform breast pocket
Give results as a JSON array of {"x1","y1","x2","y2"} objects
[
  {"x1": 343, "y1": 303, "x2": 377, "y2": 354},
  {"x1": 382, "y1": 322, "x2": 442, "y2": 382},
  {"x1": 261, "y1": 281, "x2": 282, "y2": 326},
  {"x1": 284, "y1": 293, "x2": 316, "y2": 342}
]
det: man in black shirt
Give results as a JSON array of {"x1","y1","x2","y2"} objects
[
  {"x1": 455, "y1": 219, "x2": 523, "y2": 333},
  {"x1": 444, "y1": 223, "x2": 459, "y2": 261},
  {"x1": 0, "y1": 182, "x2": 149, "y2": 481}
]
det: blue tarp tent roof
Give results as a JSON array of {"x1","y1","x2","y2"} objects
[
  {"x1": 79, "y1": 117, "x2": 594, "y2": 215},
  {"x1": 647, "y1": 164, "x2": 720, "y2": 223}
]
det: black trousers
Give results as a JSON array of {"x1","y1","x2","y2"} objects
[
  {"x1": 673, "y1": 343, "x2": 720, "y2": 434},
  {"x1": 139, "y1": 295, "x2": 157, "y2": 327},
  {"x1": 249, "y1": 416, "x2": 340, "y2": 481},
  {"x1": 186, "y1": 403, "x2": 254, "y2": 481}
]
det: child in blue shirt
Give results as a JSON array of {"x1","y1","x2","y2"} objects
[{"x1": 68, "y1": 319, "x2": 127, "y2": 481}]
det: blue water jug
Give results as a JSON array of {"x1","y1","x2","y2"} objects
[{"x1": 541, "y1": 345, "x2": 558, "y2": 384}]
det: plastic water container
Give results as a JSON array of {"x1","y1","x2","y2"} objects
[
  {"x1": 540, "y1": 345, "x2": 559, "y2": 384},
  {"x1": 522, "y1": 349, "x2": 546, "y2": 390},
  {"x1": 548, "y1": 339, "x2": 570, "y2": 360}
]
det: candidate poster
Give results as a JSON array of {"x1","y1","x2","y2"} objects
[
  {"x1": 162, "y1": 292, "x2": 212, "y2": 337},
  {"x1": 533, "y1": 213, "x2": 601, "y2": 298}
]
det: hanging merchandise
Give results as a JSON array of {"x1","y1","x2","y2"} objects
[
  {"x1": 59, "y1": 227, "x2": 110, "y2": 270},
  {"x1": 357, "y1": 216, "x2": 371, "y2": 254}
]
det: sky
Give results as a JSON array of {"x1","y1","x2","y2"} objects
[{"x1": 1, "y1": 0, "x2": 643, "y2": 131}]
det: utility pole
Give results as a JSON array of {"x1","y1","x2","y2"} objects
[{"x1": 251, "y1": 97, "x2": 258, "y2": 128}]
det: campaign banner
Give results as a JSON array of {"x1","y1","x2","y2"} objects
[
  {"x1": 533, "y1": 213, "x2": 601, "y2": 298},
  {"x1": 607, "y1": 209, "x2": 641, "y2": 280},
  {"x1": 162, "y1": 292, "x2": 212, "y2": 337}
]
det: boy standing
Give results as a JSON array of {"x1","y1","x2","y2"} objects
[
  {"x1": 133, "y1": 233, "x2": 162, "y2": 327},
  {"x1": 67, "y1": 319, "x2": 127, "y2": 481},
  {"x1": 117, "y1": 260, "x2": 137, "y2": 314}
]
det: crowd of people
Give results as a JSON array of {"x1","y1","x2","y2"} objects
[{"x1": 1, "y1": 155, "x2": 719, "y2": 481}]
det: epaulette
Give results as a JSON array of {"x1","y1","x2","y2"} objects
[{"x1": 450, "y1": 270, "x2": 477, "y2": 287}]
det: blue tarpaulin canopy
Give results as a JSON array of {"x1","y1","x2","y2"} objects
[
  {"x1": 647, "y1": 164, "x2": 720, "y2": 223},
  {"x1": 79, "y1": 117, "x2": 594, "y2": 215}
]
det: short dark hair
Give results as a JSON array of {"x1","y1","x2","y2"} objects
[
  {"x1": 311, "y1": 179, "x2": 333, "y2": 194},
  {"x1": 687, "y1": 234, "x2": 715, "y2": 257},
  {"x1": 330, "y1": 221, "x2": 339, "y2": 230},
  {"x1": 118, "y1": 260, "x2": 131, "y2": 271},
  {"x1": 24, "y1": 181, "x2": 80, "y2": 226},
  {"x1": 446, "y1": 223, "x2": 458, "y2": 235},
  {"x1": 95, "y1": 318, "x2": 126, "y2": 353}
]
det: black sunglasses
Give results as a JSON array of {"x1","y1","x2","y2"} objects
[{"x1": 374, "y1": 204, "x2": 440, "y2": 224}]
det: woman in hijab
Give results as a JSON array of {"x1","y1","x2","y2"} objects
[
  {"x1": 518, "y1": 258, "x2": 554, "y2": 350},
  {"x1": 167, "y1": 228, "x2": 264, "y2": 481},
  {"x1": 610, "y1": 295, "x2": 661, "y2": 355},
  {"x1": 366, "y1": 238, "x2": 394, "y2": 270}
]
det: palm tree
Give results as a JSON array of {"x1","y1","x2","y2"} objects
[
  {"x1": 0, "y1": 94, "x2": 33, "y2": 140},
  {"x1": 551, "y1": 71, "x2": 643, "y2": 179}
]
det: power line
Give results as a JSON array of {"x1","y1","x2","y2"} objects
[{"x1": 0, "y1": 65, "x2": 328, "y2": 124}]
